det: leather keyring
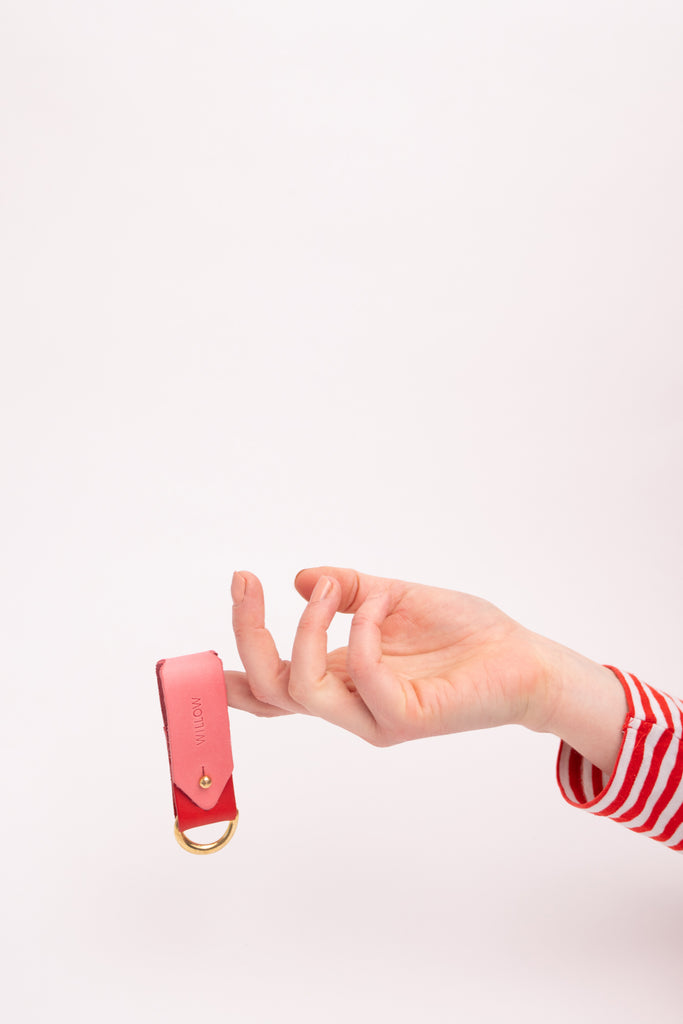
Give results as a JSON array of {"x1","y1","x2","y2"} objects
[{"x1": 156, "y1": 650, "x2": 238, "y2": 854}]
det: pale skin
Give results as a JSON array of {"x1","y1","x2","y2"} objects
[{"x1": 224, "y1": 567, "x2": 628, "y2": 776}]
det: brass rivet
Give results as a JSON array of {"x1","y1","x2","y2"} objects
[{"x1": 199, "y1": 775, "x2": 213, "y2": 789}]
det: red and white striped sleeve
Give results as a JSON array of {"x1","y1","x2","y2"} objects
[{"x1": 556, "y1": 666, "x2": 683, "y2": 851}]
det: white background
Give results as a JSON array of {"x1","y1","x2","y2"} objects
[{"x1": 2, "y1": 1, "x2": 683, "y2": 1021}]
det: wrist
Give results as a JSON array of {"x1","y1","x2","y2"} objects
[{"x1": 525, "y1": 635, "x2": 628, "y2": 775}]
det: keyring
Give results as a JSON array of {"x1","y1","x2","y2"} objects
[
  {"x1": 174, "y1": 811, "x2": 239, "y2": 855},
  {"x1": 157, "y1": 651, "x2": 238, "y2": 854}
]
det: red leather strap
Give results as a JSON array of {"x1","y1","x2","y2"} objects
[
  {"x1": 172, "y1": 777, "x2": 237, "y2": 830},
  {"x1": 156, "y1": 651, "x2": 237, "y2": 833}
]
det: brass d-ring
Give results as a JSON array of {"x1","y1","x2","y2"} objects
[{"x1": 174, "y1": 812, "x2": 239, "y2": 855}]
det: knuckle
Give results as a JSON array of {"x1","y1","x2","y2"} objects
[
  {"x1": 367, "y1": 730, "x2": 394, "y2": 748},
  {"x1": 249, "y1": 685, "x2": 273, "y2": 705},
  {"x1": 287, "y1": 675, "x2": 309, "y2": 705},
  {"x1": 351, "y1": 611, "x2": 372, "y2": 627},
  {"x1": 249, "y1": 661, "x2": 290, "y2": 706},
  {"x1": 296, "y1": 614, "x2": 320, "y2": 635}
]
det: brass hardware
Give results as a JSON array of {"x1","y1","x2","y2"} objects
[
  {"x1": 199, "y1": 775, "x2": 213, "y2": 789},
  {"x1": 174, "y1": 812, "x2": 239, "y2": 855}
]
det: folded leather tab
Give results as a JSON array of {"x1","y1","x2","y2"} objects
[{"x1": 156, "y1": 651, "x2": 238, "y2": 844}]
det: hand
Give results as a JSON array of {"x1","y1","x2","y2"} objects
[{"x1": 224, "y1": 566, "x2": 555, "y2": 747}]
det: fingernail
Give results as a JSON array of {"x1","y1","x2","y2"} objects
[
  {"x1": 231, "y1": 572, "x2": 246, "y2": 604},
  {"x1": 311, "y1": 576, "x2": 332, "y2": 602}
]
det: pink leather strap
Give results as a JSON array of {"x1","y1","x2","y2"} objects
[{"x1": 156, "y1": 651, "x2": 237, "y2": 833}]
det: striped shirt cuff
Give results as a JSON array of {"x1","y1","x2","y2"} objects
[{"x1": 556, "y1": 666, "x2": 683, "y2": 852}]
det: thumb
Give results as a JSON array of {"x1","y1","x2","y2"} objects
[{"x1": 294, "y1": 566, "x2": 394, "y2": 614}]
